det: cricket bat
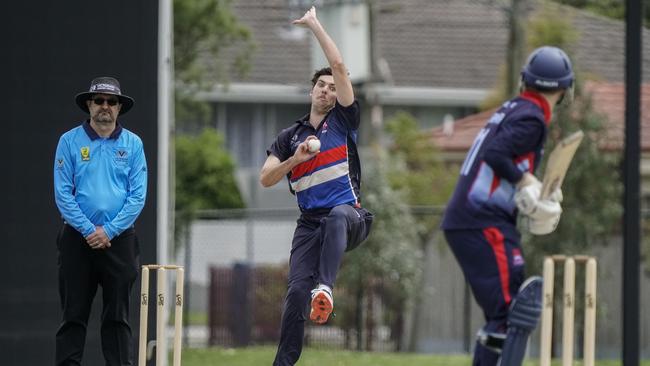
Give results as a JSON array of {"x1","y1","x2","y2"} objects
[{"x1": 539, "y1": 130, "x2": 584, "y2": 200}]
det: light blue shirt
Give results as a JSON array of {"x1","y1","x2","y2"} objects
[{"x1": 54, "y1": 121, "x2": 147, "y2": 239}]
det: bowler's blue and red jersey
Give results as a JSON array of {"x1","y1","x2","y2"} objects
[
  {"x1": 268, "y1": 101, "x2": 361, "y2": 211},
  {"x1": 442, "y1": 91, "x2": 552, "y2": 229}
]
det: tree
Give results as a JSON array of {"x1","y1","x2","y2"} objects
[
  {"x1": 553, "y1": 0, "x2": 650, "y2": 25},
  {"x1": 526, "y1": 3, "x2": 579, "y2": 53},
  {"x1": 384, "y1": 111, "x2": 457, "y2": 240},
  {"x1": 480, "y1": 1, "x2": 579, "y2": 110},
  {"x1": 474, "y1": 0, "x2": 527, "y2": 107},
  {"x1": 335, "y1": 147, "x2": 421, "y2": 351},
  {"x1": 175, "y1": 128, "x2": 244, "y2": 247},
  {"x1": 506, "y1": 0, "x2": 526, "y2": 97},
  {"x1": 335, "y1": 112, "x2": 458, "y2": 351},
  {"x1": 172, "y1": 0, "x2": 253, "y2": 249},
  {"x1": 175, "y1": 128, "x2": 244, "y2": 212},
  {"x1": 382, "y1": 112, "x2": 461, "y2": 351},
  {"x1": 174, "y1": 0, "x2": 254, "y2": 125}
]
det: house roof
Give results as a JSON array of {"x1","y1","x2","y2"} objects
[
  {"x1": 583, "y1": 82, "x2": 650, "y2": 151},
  {"x1": 227, "y1": 0, "x2": 650, "y2": 88},
  {"x1": 228, "y1": 1, "x2": 311, "y2": 85},
  {"x1": 430, "y1": 81, "x2": 650, "y2": 152},
  {"x1": 431, "y1": 108, "x2": 497, "y2": 152}
]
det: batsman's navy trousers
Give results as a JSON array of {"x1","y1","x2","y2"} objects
[
  {"x1": 444, "y1": 225, "x2": 525, "y2": 366},
  {"x1": 56, "y1": 224, "x2": 140, "y2": 366},
  {"x1": 273, "y1": 204, "x2": 373, "y2": 366}
]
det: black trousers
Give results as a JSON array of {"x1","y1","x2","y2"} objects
[
  {"x1": 273, "y1": 204, "x2": 373, "y2": 366},
  {"x1": 55, "y1": 224, "x2": 140, "y2": 366}
]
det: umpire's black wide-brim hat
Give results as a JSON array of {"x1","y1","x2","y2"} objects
[{"x1": 75, "y1": 76, "x2": 135, "y2": 115}]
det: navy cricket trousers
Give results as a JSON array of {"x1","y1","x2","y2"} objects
[
  {"x1": 55, "y1": 224, "x2": 140, "y2": 366},
  {"x1": 444, "y1": 226, "x2": 525, "y2": 366},
  {"x1": 273, "y1": 204, "x2": 373, "y2": 366}
]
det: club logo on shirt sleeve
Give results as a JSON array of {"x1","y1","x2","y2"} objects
[
  {"x1": 80, "y1": 146, "x2": 90, "y2": 161},
  {"x1": 290, "y1": 134, "x2": 300, "y2": 152},
  {"x1": 56, "y1": 158, "x2": 65, "y2": 169}
]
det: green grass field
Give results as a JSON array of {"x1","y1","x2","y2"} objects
[{"x1": 181, "y1": 346, "x2": 649, "y2": 366}]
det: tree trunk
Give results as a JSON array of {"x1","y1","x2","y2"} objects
[
  {"x1": 506, "y1": 0, "x2": 526, "y2": 97},
  {"x1": 356, "y1": 284, "x2": 364, "y2": 351},
  {"x1": 393, "y1": 300, "x2": 404, "y2": 351},
  {"x1": 365, "y1": 283, "x2": 374, "y2": 350}
]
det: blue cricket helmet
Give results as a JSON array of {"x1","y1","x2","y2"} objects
[{"x1": 521, "y1": 46, "x2": 574, "y2": 91}]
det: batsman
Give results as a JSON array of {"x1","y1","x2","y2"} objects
[{"x1": 441, "y1": 46, "x2": 574, "y2": 366}]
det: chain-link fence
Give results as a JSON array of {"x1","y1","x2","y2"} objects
[
  {"x1": 177, "y1": 207, "x2": 424, "y2": 352},
  {"x1": 205, "y1": 262, "x2": 401, "y2": 351}
]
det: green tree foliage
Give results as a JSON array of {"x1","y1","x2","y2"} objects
[
  {"x1": 527, "y1": 3, "x2": 579, "y2": 51},
  {"x1": 480, "y1": 64, "x2": 512, "y2": 110},
  {"x1": 553, "y1": 0, "x2": 647, "y2": 24},
  {"x1": 175, "y1": 128, "x2": 244, "y2": 241},
  {"x1": 334, "y1": 111, "x2": 458, "y2": 349},
  {"x1": 481, "y1": 2, "x2": 579, "y2": 110},
  {"x1": 384, "y1": 112, "x2": 457, "y2": 240},
  {"x1": 174, "y1": 0, "x2": 254, "y2": 125},
  {"x1": 335, "y1": 148, "x2": 422, "y2": 350},
  {"x1": 172, "y1": 1, "x2": 251, "y2": 249}
]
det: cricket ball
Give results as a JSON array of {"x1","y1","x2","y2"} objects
[{"x1": 307, "y1": 139, "x2": 321, "y2": 153}]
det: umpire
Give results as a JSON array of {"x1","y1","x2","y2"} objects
[{"x1": 53, "y1": 77, "x2": 147, "y2": 365}]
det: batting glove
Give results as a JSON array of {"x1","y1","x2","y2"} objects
[
  {"x1": 514, "y1": 173, "x2": 542, "y2": 215},
  {"x1": 522, "y1": 209, "x2": 562, "y2": 235}
]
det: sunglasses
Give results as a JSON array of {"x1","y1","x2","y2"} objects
[{"x1": 92, "y1": 97, "x2": 120, "y2": 106}]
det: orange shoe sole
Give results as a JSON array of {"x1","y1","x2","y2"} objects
[{"x1": 310, "y1": 292, "x2": 333, "y2": 324}]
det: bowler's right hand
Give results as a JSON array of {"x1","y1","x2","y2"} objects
[
  {"x1": 292, "y1": 6, "x2": 318, "y2": 29},
  {"x1": 292, "y1": 136, "x2": 319, "y2": 164}
]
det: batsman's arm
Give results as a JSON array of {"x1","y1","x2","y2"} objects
[
  {"x1": 483, "y1": 149, "x2": 524, "y2": 184},
  {"x1": 294, "y1": 6, "x2": 354, "y2": 106},
  {"x1": 484, "y1": 119, "x2": 545, "y2": 184}
]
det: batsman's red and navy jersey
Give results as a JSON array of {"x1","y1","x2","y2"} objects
[
  {"x1": 268, "y1": 101, "x2": 361, "y2": 211},
  {"x1": 442, "y1": 91, "x2": 552, "y2": 230}
]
